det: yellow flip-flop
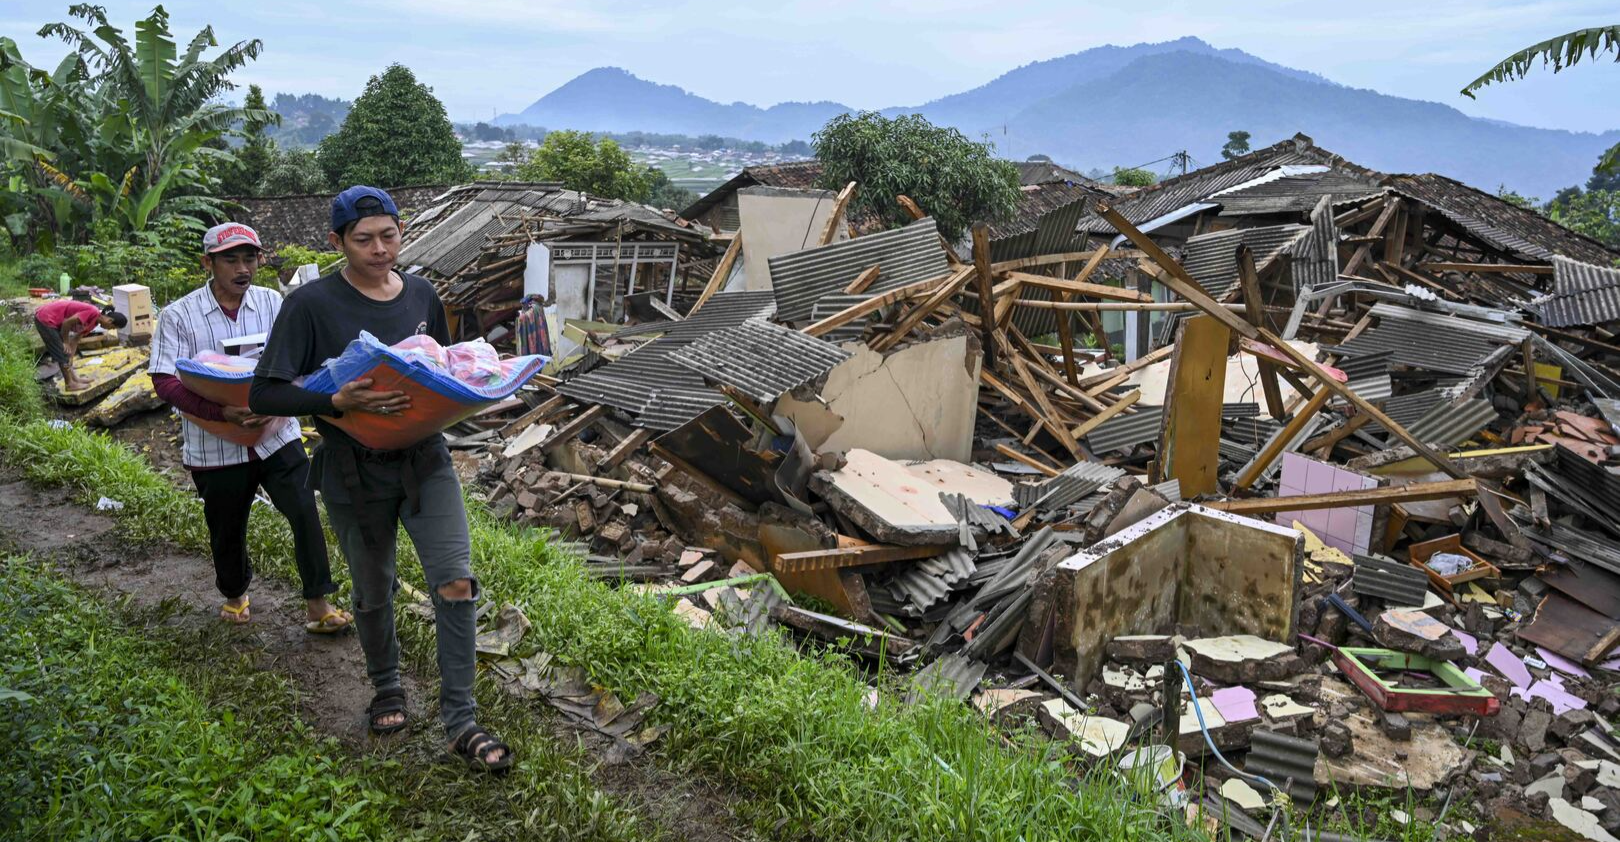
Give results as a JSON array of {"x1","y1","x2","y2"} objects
[
  {"x1": 220, "y1": 597, "x2": 251, "y2": 625},
  {"x1": 305, "y1": 610, "x2": 353, "y2": 635}
]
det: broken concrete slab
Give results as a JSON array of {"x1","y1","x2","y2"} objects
[
  {"x1": 1550, "y1": 797, "x2": 1619, "y2": 842},
  {"x1": 1221, "y1": 778, "x2": 1267, "y2": 811},
  {"x1": 1106, "y1": 634, "x2": 1178, "y2": 663},
  {"x1": 1315, "y1": 689, "x2": 1467, "y2": 790},
  {"x1": 1038, "y1": 700, "x2": 1131, "y2": 757},
  {"x1": 974, "y1": 688, "x2": 1042, "y2": 717},
  {"x1": 1373, "y1": 608, "x2": 1467, "y2": 660},
  {"x1": 1184, "y1": 635, "x2": 1302, "y2": 685},
  {"x1": 1262, "y1": 694, "x2": 1315, "y2": 721},
  {"x1": 1051, "y1": 504, "x2": 1303, "y2": 692},
  {"x1": 809, "y1": 448, "x2": 1013, "y2": 546},
  {"x1": 777, "y1": 330, "x2": 982, "y2": 462}
]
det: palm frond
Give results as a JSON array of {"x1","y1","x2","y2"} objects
[{"x1": 1462, "y1": 25, "x2": 1620, "y2": 98}]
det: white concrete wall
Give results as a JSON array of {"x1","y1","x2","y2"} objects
[
  {"x1": 777, "y1": 333, "x2": 981, "y2": 462},
  {"x1": 551, "y1": 264, "x2": 591, "y2": 321},
  {"x1": 736, "y1": 186, "x2": 849, "y2": 291}
]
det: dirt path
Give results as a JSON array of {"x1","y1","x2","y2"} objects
[{"x1": 0, "y1": 472, "x2": 763, "y2": 842}]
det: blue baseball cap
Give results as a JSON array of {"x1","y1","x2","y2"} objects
[{"x1": 330, "y1": 185, "x2": 399, "y2": 234}]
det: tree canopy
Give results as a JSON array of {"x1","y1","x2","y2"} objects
[
  {"x1": 515, "y1": 130, "x2": 651, "y2": 202},
  {"x1": 1, "y1": 4, "x2": 274, "y2": 246},
  {"x1": 1111, "y1": 167, "x2": 1158, "y2": 187},
  {"x1": 1221, "y1": 131, "x2": 1252, "y2": 161},
  {"x1": 317, "y1": 64, "x2": 472, "y2": 189},
  {"x1": 812, "y1": 111, "x2": 1019, "y2": 241}
]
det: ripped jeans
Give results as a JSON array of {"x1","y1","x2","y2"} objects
[{"x1": 323, "y1": 451, "x2": 479, "y2": 737}]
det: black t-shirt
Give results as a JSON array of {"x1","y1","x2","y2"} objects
[{"x1": 255, "y1": 269, "x2": 450, "y2": 448}]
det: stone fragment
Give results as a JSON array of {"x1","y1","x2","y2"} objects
[
  {"x1": 679, "y1": 559, "x2": 717, "y2": 584},
  {"x1": 1371, "y1": 609, "x2": 1465, "y2": 660},
  {"x1": 1106, "y1": 635, "x2": 1177, "y2": 663},
  {"x1": 1261, "y1": 694, "x2": 1314, "y2": 721},
  {"x1": 1320, "y1": 719, "x2": 1353, "y2": 758},
  {"x1": 1183, "y1": 635, "x2": 1301, "y2": 684},
  {"x1": 1555, "y1": 710, "x2": 1600, "y2": 742},
  {"x1": 1521, "y1": 709, "x2": 1554, "y2": 754},
  {"x1": 1381, "y1": 711, "x2": 1411, "y2": 741}
]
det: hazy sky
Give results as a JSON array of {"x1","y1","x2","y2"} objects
[{"x1": 3, "y1": 0, "x2": 1616, "y2": 134}]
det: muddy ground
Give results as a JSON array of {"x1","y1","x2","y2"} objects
[{"x1": 0, "y1": 470, "x2": 760, "y2": 841}]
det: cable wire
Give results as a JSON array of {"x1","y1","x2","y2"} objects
[{"x1": 1175, "y1": 660, "x2": 1281, "y2": 793}]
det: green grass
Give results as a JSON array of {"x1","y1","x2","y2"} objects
[
  {"x1": 0, "y1": 322, "x2": 1208, "y2": 841},
  {"x1": 0, "y1": 557, "x2": 401, "y2": 841}
]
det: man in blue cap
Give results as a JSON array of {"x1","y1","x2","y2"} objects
[{"x1": 250, "y1": 186, "x2": 513, "y2": 773}]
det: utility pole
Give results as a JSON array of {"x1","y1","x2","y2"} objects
[{"x1": 1171, "y1": 150, "x2": 1191, "y2": 177}]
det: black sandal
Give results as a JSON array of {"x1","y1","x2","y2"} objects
[
  {"x1": 366, "y1": 687, "x2": 409, "y2": 735},
  {"x1": 448, "y1": 725, "x2": 514, "y2": 774}
]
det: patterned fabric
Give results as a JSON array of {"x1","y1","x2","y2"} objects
[{"x1": 149, "y1": 283, "x2": 301, "y2": 468}]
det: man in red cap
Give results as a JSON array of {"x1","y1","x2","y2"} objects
[
  {"x1": 148, "y1": 222, "x2": 349, "y2": 633},
  {"x1": 33, "y1": 299, "x2": 125, "y2": 391}
]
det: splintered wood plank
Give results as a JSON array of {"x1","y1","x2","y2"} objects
[
  {"x1": 843, "y1": 264, "x2": 882, "y2": 294},
  {"x1": 819, "y1": 181, "x2": 858, "y2": 246},
  {"x1": 1097, "y1": 204, "x2": 1465, "y2": 480},
  {"x1": 1206, "y1": 478, "x2": 1479, "y2": 515},
  {"x1": 1236, "y1": 245, "x2": 1285, "y2": 420},
  {"x1": 691, "y1": 234, "x2": 742, "y2": 315},
  {"x1": 972, "y1": 223, "x2": 998, "y2": 365},
  {"x1": 1157, "y1": 315, "x2": 1229, "y2": 495}
]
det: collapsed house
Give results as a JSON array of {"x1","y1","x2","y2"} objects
[
  {"x1": 396, "y1": 182, "x2": 718, "y2": 339},
  {"x1": 56, "y1": 131, "x2": 1620, "y2": 838},
  {"x1": 459, "y1": 130, "x2": 1620, "y2": 838}
]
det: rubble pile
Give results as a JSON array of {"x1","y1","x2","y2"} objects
[
  {"x1": 449, "y1": 135, "x2": 1620, "y2": 839},
  {"x1": 40, "y1": 134, "x2": 1620, "y2": 839}
]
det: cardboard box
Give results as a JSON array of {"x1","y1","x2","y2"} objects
[{"x1": 112, "y1": 284, "x2": 152, "y2": 341}]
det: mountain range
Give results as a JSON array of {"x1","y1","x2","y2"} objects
[{"x1": 493, "y1": 37, "x2": 1617, "y2": 199}]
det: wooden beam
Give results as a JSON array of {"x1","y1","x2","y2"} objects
[
  {"x1": 597, "y1": 427, "x2": 652, "y2": 471},
  {"x1": 500, "y1": 394, "x2": 567, "y2": 438},
  {"x1": 991, "y1": 251, "x2": 1103, "y2": 273},
  {"x1": 540, "y1": 404, "x2": 607, "y2": 454},
  {"x1": 971, "y1": 224, "x2": 998, "y2": 365},
  {"x1": 1525, "y1": 321, "x2": 1620, "y2": 357},
  {"x1": 1300, "y1": 413, "x2": 1372, "y2": 456},
  {"x1": 1419, "y1": 262, "x2": 1553, "y2": 275},
  {"x1": 1158, "y1": 315, "x2": 1230, "y2": 495},
  {"x1": 1237, "y1": 245, "x2": 1286, "y2": 420},
  {"x1": 691, "y1": 234, "x2": 741, "y2": 315},
  {"x1": 1207, "y1": 479, "x2": 1479, "y2": 516},
  {"x1": 775, "y1": 543, "x2": 943, "y2": 573},
  {"x1": 897, "y1": 194, "x2": 925, "y2": 220},
  {"x1": 1068, "y1": 389, "x2": 1141, "y2": 441},
  {"x1": 994, "y1": 443, "x2": 1062, "y2": 477},
  {"x1": 1521, "y1": 336, "x2": 1537, "y2": 401},
  {"x1": 1058, "y1": 246, "x2": 1112, "y2": 384},
  {"x1": 719, "y1": 385, "x2": 783, "y2": 436},
  {"x1": 843, "y1": 264, "x2": 881, "y2": 295},
  {"x1": 1233, "y1": 382, "x2": 1331, "y2": 490},
  {"x1": 1097, "y1": 203, "x2": 1466, "y2": 480},
  {"x1": 1011, "y1": 354, "x2": 1084, "y2": 459},
  {"x1": 1079, "y1": 345, "x2": 1175, "y2": 394},
  {"x1": 870, "y1": 266, "x2": 975, "y2": 352},
  {"x1": 979, "y1": 408, "x2": 1066, "y2": 467},
  {"x1": 819, "y1": 181, "x2": 858, "y2": 246},
  {"x1": 1002, "y1": 271, "x2": 1152, "y2": 302},
  {"x1": 802, "y1": 274, "x2": 944, "y2": 337}
]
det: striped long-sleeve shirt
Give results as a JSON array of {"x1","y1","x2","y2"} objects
[{"x1": 148, "y1": 283, "x2": 301, "y2": 469}]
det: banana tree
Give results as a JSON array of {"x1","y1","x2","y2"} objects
[
  {"x1": 1462, "y1": 26, "x2": 1620, "y2": 171},
  {"x1": 0, "y1": 38, "x2": 97, "y2": 245}
]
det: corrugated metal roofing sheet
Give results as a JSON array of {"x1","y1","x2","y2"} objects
[
  {"x1": 1214, "y1": 169, "x2": 1383, "y2": 216},
  {"x1": 1180, "y1": 225, "x2": 1312, "y2": 299},
  {"x1": 1290, "y1": 195, "x2": 1341, "y2": 293},
  {"x1": 1077, "y1": 136, "x2": 1333, "y2": 234},
  {"x1": 768, "y1": 218, "x2": 950, "y2": 323},
  {"x1": 1401, "y1": 398, "x2": 1498, "y2": 447},
  {"x1": 1085, "y1": 407, "x2": 1164, "y2": 454},
  {"x1": 1389, "y1": 173, "x2": 1619, "y2": 266},
  {"x1": 1246, "y1": 730, "x2": 1319, "y2": 803},
  {"x1": 1014, "y1": 461, "x2": 1126, "y2": 511},
  {"x1": 1352, "y1": 554, "x2": 1432, "y2": 606},
  {"x1": 807, "y1": 294, "x2": 871, "y2": 344},
  {"x1": 668, "y1": 318, "x2": 850, "y2": 404},
  {"x1": 1535, "y1": 257, "x2": 1620, "y2": 328},
  {"x1": 556, "y1": 291, "x2": 777, "y2": 429},
  {"x1": 1328, "y1": 304, "x2": 1525, "y2": 375}
]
